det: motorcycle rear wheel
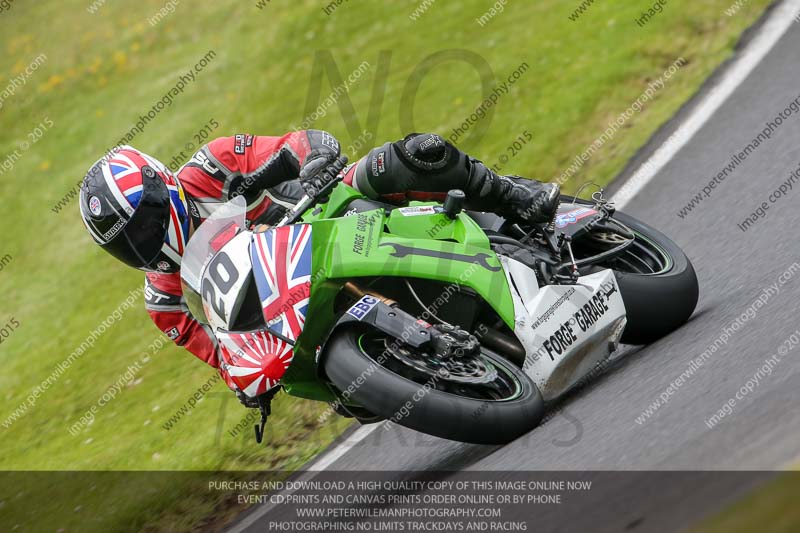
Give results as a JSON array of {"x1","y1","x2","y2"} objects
[{"x1": 580, "y1": 204, "x2": 699, "y2": 345}]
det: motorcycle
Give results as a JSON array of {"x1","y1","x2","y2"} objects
[{"x1": 180, "y1": 157, "x2": 698, "y2": 445}]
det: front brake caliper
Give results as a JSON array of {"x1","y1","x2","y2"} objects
[
  {"x1": 343, "y1": 296, "x2": 479, "y2": 358},
  {"x1": 428, "y1": 324, "x2": 480, "y2": 359}
]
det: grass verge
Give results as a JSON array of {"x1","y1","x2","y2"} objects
[{"x1": 692, "y1": 469, "x2": 800, "y2": 533}]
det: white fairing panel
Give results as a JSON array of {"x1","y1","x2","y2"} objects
[
  {"x1": 499, "y1": 256, "x2": 627, "y2": 401},
  {"x1": 201, "y1": 231, "x2": 255, "y2": 331}
]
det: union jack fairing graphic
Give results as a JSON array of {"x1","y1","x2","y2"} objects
[
  {"x1": 218, "y1": 330, "x2": 294, "y2": 397},
  {"x1": 250, "y1": 224, "x2": 313, "y2": 341}
]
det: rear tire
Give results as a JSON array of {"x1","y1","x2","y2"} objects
[
  {"x1": 323, "y1": 326, "x2": 544, "y2": 445},
  {"x1": 473, "y1": 197, "x2": 699, "y2": 345},
  {"x1": 607, "y1": 212, "x2": 698, "y2": 344},
  {"x1": 569, "y1": 198, "x2": 698, "y2": 345}
]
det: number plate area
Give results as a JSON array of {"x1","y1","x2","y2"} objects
[
  {"x1": 200, "y1": 231, "x2": 254, "y2": 331},
  {"x1": 499, "y1": 256, "x2": 627, "y2": 401}
]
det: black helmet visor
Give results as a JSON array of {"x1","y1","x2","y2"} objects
[{"x1": 101, "y1": 166, "x2": 172, "y2": 271}]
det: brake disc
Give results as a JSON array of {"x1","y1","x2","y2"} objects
[{"x1": 384, "y1": 338, "x2": 498, "y2": 385}]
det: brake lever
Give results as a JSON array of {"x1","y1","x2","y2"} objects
[
  {"x1": 254, "y1": 410, "x2": 267, "y2": 444},
  {"x1": 253, "y1": 393, "x2": 272, "y2": 444}
]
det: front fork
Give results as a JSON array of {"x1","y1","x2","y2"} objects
[{"x1": 339, "y1": 282, "x2": 478, "y2": 358}]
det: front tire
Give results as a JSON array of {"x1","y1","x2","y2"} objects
[{"x1": 323, "y1": 326, "x2": 544, "y2": 445}]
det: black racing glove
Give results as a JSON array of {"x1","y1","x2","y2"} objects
[
  {"x1": 299, "y1": 155, "x2": 349, "y2": 196},
  {"x1": 298, "y1": 131, "x2": 343, "y2": 195}
]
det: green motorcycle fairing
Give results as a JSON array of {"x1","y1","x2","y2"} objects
[{"x1": 279, "y1": 184, "x2": 515, "y2": 402}]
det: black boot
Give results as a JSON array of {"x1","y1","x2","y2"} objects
[{"x1": 466, "y1": 163, "x2": 560, "y2": 223}]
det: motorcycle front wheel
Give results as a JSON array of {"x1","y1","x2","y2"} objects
[{"x1": 322, "y1": 325, "x2": 544, "y2": 445}]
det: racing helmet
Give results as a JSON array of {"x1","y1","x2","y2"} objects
[{"x1": 79, "y1": 146, "x2": 192, "y2": 273}]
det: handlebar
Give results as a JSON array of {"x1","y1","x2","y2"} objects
[{"x1": 276, "y1": 155, "x2": 349, "y2": 227}]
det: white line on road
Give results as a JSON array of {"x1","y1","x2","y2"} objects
[
  {"x1": 228, "y1": 424, "x2": 381, "y2": 533},
  {"x1": 612, "y1": 0, "x2": 800, "y2": 209},
  {"x1": 306, "y1": 423, "x2": 381, "y2": 472}
]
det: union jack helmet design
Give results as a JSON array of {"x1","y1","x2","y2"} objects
[{"x1": 79, "y1": 146, "x2": 193, "y2": 272}]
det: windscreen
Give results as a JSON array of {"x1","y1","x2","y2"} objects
[{"x1": 180, "y1": 196, "x2": 247, "y2": 324}]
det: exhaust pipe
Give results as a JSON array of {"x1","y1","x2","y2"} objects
[{"x1": 476, "y1": 324, "x2": 526, "y2": 367}]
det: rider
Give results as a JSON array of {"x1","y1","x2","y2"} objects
[{"x1": 79, "y1": 131, "x2": 559, "y2": 406}]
